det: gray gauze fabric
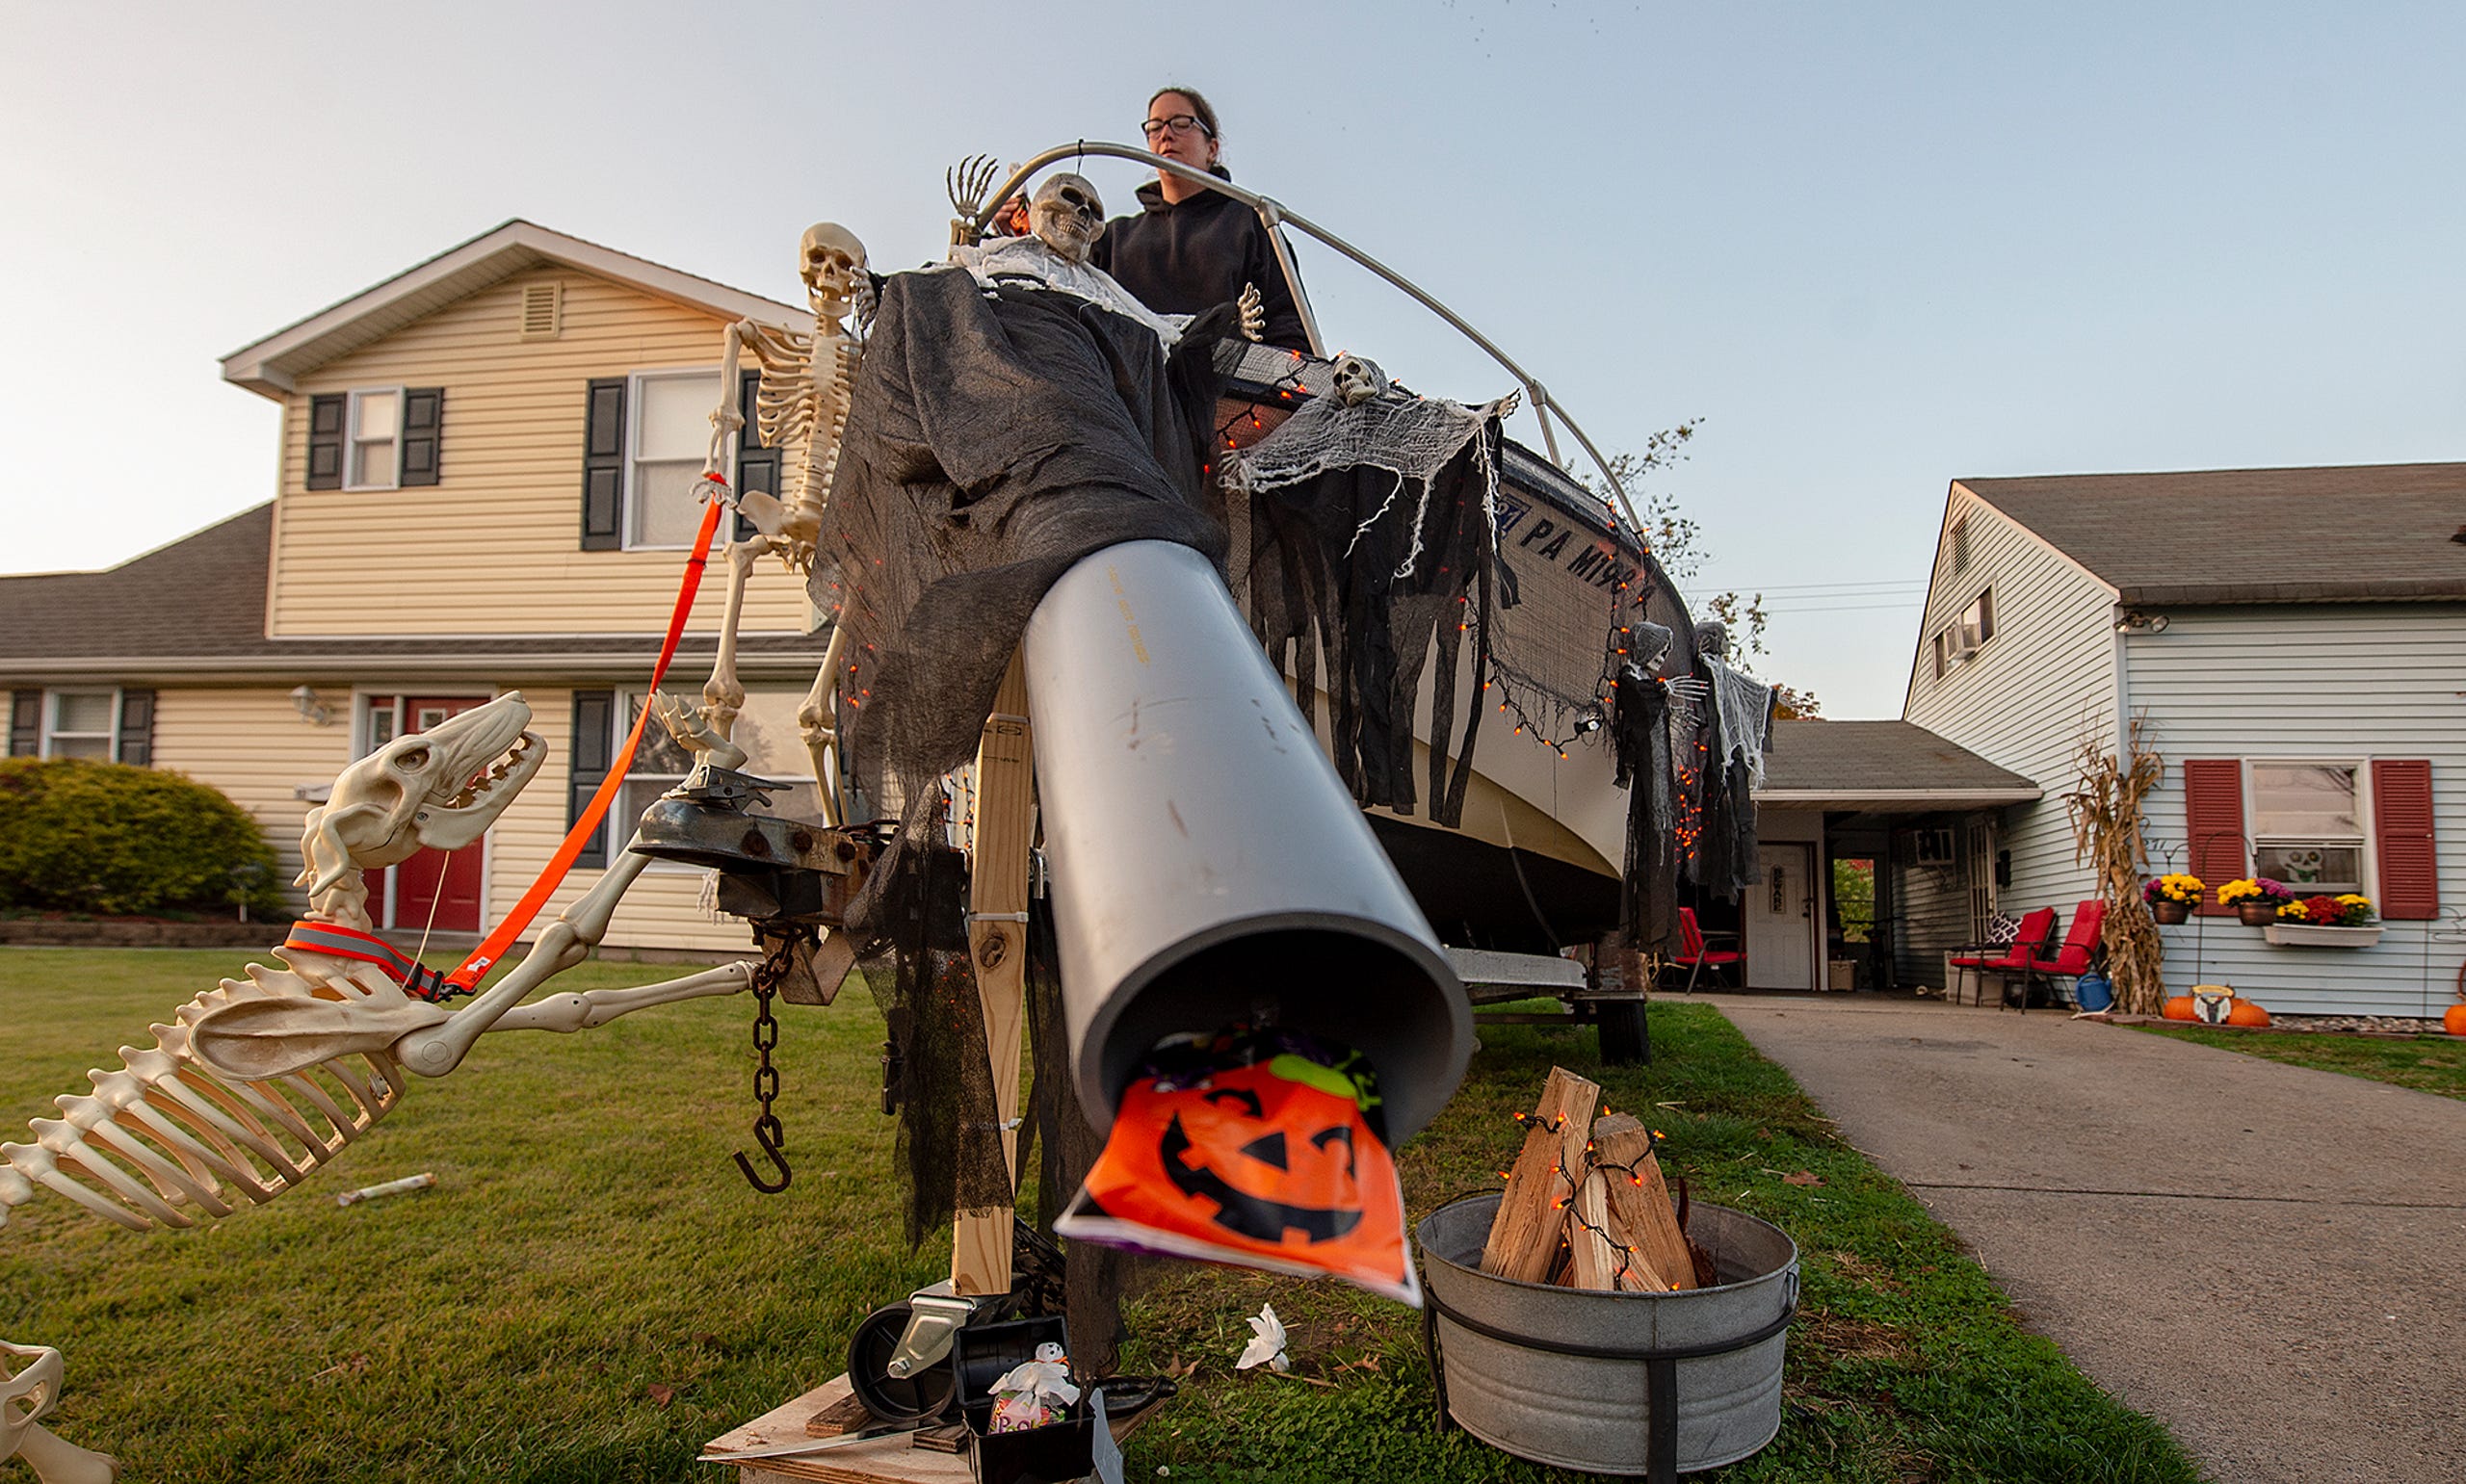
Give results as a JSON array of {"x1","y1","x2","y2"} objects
[{"x1": 814, "y1": 265, "x2": 1231, "y2": 884}]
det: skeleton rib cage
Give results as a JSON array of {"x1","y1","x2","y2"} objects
[{"x1": 0, "y1": 965, "x2": 400, "y2": 1236}]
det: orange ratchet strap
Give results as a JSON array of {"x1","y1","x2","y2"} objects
[{"x1": 441, "y1": 484, "x2": 730, "y2": 995}]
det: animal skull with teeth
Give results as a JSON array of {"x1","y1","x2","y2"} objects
[
  {"x1": 296, "y1": 691, "x2": 544, "y2": 929},
  {"x1": 1329, "y1": 353, "x2": 1391, "y2": 408},
  {"x1": 799, "y1": 222, "x2": 867, "y2": 318},
  {"x1": 1029, "y1": 173, "x2": 1106, "y2": 265}
]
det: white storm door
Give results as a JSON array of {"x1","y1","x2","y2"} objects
[{"x1": 1745, "y1": 843, "x2": 1817, "y2": 990}]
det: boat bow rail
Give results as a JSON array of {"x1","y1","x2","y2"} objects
[{"x1": 973, "y1": 141, "x2": 1642, "y2": 534}]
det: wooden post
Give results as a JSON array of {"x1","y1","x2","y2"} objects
[
  {"x1": 1480, "y1": 1066, "x2": 1599, "y2": 1284},
  {"x1": 952, "y1": 652, "x2": 1034, "y2": 1298},
  {"x1": 1593, "y1": 1112, "x2": 1697, "y2": 1290}
]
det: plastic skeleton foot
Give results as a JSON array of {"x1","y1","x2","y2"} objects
[
  {"x1": 0, "y1": 1342, "x2": 117, "y2": 1484},
  {"x1": 1, "y1": 692, "x2": 753, "y2": 1237}
]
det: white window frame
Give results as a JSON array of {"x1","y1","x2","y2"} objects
[
  {"x1": 39, "y1": 687, "x2": 121, "y2": 761},
  {"x1": 2244, "y1": 757, "x2": 2374, "y2": 899},
  {"x1": 1930, "y1": 586, "x2": 1995, "y2": 680},
  {"x1": 620, "y1": 366, "x2": 731, "y2": 552},
  {"x1": 342, "y1": 385, "x2": 407, "y2": 493}
]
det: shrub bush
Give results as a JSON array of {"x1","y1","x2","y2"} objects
[{"x1": 0, "y1": 758, "x2": 287, "y2": 918}]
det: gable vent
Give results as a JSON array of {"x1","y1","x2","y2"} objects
[
  {"x1": 520, "y1": 281, "x2": 563, "y2": 341},
  {"x1": 1950, "y1": 514, "x2": 1971, "y2": 574}
]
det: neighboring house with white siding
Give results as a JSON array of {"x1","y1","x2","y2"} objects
[
  {"x1": 1902, "y1": 463, "x2": 2465, "y2": 1016},
  {"x1": 1, "y1": 221, "x2": 826, "y2": 954}
]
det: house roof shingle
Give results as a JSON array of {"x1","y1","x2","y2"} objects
[
  {"x1": 0, "y1": 505, "x2": 826, "y2": 683},
  {"x1": 1957, "y1": 462, "x2": 2466, "y2": 606},
  {"x1": 1755, "y1": 720, "x2": 2039, "y2": 809}
]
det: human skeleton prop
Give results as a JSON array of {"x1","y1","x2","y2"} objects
[
  {"x1": 666, "y1": 223, "x2": 873, "y2": 820},
  {"x1": 948, "y1": 173, "x2": 1267, "y2": 350},
  {"x1": 0, "y1": 694, "x2": 770, "y2": 1478}
]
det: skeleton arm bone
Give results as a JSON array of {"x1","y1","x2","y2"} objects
[
  {"x1": 486, "y1": 963, "x2": 751, "y2": 1034},
  {"x1": 391, "y1": 847, "x2": 656, "y2": 1078}
]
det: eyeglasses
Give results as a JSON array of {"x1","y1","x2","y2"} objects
[{"x1": 1141, "y1": 114, "x2": 1211, "y2": 140}]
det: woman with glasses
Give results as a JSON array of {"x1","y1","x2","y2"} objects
[{"x1": 1090, "y1": 87, "x2": 1312, "y2": 351}]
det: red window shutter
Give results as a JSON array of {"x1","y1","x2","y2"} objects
[
  {"x1": 2181, "y1": 760, "x2": 2245, "y2": 914},
  {"x1": 2371, "y1": 759, "x2": 2439, "y2": 921}
]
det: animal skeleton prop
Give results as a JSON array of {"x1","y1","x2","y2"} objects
[
  {"x1": 667, "y1": 223, "x2": 872, "y2": 820},
  {"x1": 0, "y1": 694, "x2": 769, "y2": 1478},
  {"x1": 1, "y1": 1343, "x2": 115, "y2": 1484}
]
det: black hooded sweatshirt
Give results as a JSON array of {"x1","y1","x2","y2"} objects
[{"x1": 1091, "y1": 174, "x2": 1312, "y2": 351}]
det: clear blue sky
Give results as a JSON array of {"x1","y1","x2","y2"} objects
[{"x1": 4, "y1": 3, "x2": 2458, "y2": 716}]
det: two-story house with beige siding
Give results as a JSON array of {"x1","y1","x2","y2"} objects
[
  {"x1": 1, "y1": 221, "x2": 831, "y2": 953},
  {"x1": 1902, "y1": 463, "x2": 2463, "y2": 1016}
]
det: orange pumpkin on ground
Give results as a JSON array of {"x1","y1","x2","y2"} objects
[
  {"x1": 2225, "y1": 1001, "x2": 2272, "y2": 1028},
  {"x1": 2445, "y1": 1002, "x2": 2466, "y2": 1037},
  {"x1": 2163, "y1": 996, "x2": 2198, "y2": 1022}
]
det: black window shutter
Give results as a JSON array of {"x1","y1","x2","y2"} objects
[
  {"x1": 581, "y1": 378, "x2": 627, "y2": 550},
  {"x1": 116, "y1": 690, "x2": 155, "y2": 766},
  {"x1": 8, "y1": 690, "x2": 40, "y2": 757},
  {"x1": 400, "y1": 387, "x2": 444, "y2": 486},
  {"x1": 570, "y1": 690, "x2": 616, "y2": 869},
  {"x1": 306, "y1": 395, "x2": 347, "y2": 490},
  {"x1": 733, "y1": 370, "x2": 774, "y2": 543}
]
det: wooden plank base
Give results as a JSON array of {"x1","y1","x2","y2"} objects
[{"x1": 707, "y1": 1373, "x2": 1157, "y2": 1484}]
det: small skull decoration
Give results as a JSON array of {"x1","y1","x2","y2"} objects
[
  {"x1": 799, "y1": 222, "x2": 867, "y2": 317},
  {"x1": 1029, "y1": 173, "x2": 1106, "y2": 265},
  {"x1": 1329, "y1": 352, "x2": 1391, "y2": 408}
]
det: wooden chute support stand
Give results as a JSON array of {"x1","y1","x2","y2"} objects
[{"x1": 952, "y1": 652, "x2": 1034, "y2": 1297}]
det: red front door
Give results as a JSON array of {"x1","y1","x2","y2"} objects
[{"x1": 370, "y1": 696, "x2": 488, "y2": 934}]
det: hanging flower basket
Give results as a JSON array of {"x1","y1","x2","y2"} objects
[
  {"x1": 2141, "y1": 874, "x2": 2203, "y2": 925},
  {"x1": 2236, "y1": 901, "x2": 2280, "y2": 926},
  {"x1": 2152, "y1": 899, "x2": 2191, "y2": 925},
  {"x1": 2217, "y1": 877, "x2": 2295, "y2": 926}
]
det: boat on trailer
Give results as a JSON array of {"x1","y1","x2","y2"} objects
[{"x1": 961, "y1": 143, "x2": 1691, "y2": 1018}]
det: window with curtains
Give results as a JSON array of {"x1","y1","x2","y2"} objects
[
  {"x1": 625, "y1": 369, "x2": 726, "y2": 549},
  {"x1": 2249, "y1": 762, "x2": 2365, "y2": 895}
]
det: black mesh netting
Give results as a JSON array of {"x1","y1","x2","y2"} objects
[{"x1": 814, "y1": 263, "x2": 1711, "y2": 1273}]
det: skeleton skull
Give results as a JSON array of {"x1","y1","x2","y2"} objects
[
  {"x1": 1029, "y1": 173, "x2": 1105, "y2": 264},
  {"x1": 1631, "y1": 619, "x2": 1677, "y2": 675},
  {"x1": 1693, "y1": 619, "x2": 1729, "y2": 662},
  {"x1": 1329, "y1": 353, "x2": 1391, "y2": 408},
  {"x1": 799, "y1": 222, "x2": 867, "y2": 312}
]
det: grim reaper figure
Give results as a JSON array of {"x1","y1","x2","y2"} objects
[
  {"x1": 809, "y1": 171, "x2": 1262, "y2": 1334},
  {"x1": 816, "y1": 171, "x2": 1258, "y2": 853}
]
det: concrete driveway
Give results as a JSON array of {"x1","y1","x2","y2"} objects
[{"x1": 1702, "y1": 992, "x2": 2466, "y2": 1484}]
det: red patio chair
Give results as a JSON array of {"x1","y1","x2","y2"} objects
[
  {"x1": 2010, "y1": 899, "x2": 2106, "y2": 1013},
  {"x1": 1672, "y1": 906, "x2": 1743, "y2": 993},
  {"x1": 1947, "y1": 907, "x2": 2057, "y2": 1005}
]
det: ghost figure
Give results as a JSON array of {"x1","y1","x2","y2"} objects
[
  {"x1": 988, "y1": 1341, "x2": 1082, "y2": 1433},
  {"x1": 1029, "y1": 172, "x2": 1106, "y2": 264},
  {"x1": 1329, "y1": 352, "x2": 1391, "y2": 408}
]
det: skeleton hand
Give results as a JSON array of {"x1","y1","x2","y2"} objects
[
  {"x1": 1490, "y1": 388, "x2": 1523, "y2": 421},
  {"x1": 946, "y1": 154, "x2": 1004, "y2": 244},
  {"x1": 1238, "y1": 283, "x2": 1266, "y2": 343},
  {"x1": 649, "y1": 690, "x2": 748, "y2": 770}
]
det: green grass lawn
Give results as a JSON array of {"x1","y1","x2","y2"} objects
[
  {"x1": 1, "y1": 950, "x2": 2203, "y2": 1482},
  {"x1": 2129, "y1": 1022, "x2": 2466, "y2": 1101}
]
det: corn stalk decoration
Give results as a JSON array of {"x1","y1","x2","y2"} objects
[{"x1": 2064, "y1": 717, "x2": 2165, "y2": 1014}]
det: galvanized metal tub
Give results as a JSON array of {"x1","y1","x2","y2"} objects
[{"x1": 1416, "y1": 1192, "x2": 1798, "y2": 1478}]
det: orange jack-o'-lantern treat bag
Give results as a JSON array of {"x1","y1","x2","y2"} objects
[{"x1": 1056, "y1": 1028, "x2": 1419, "y2": 1306}]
